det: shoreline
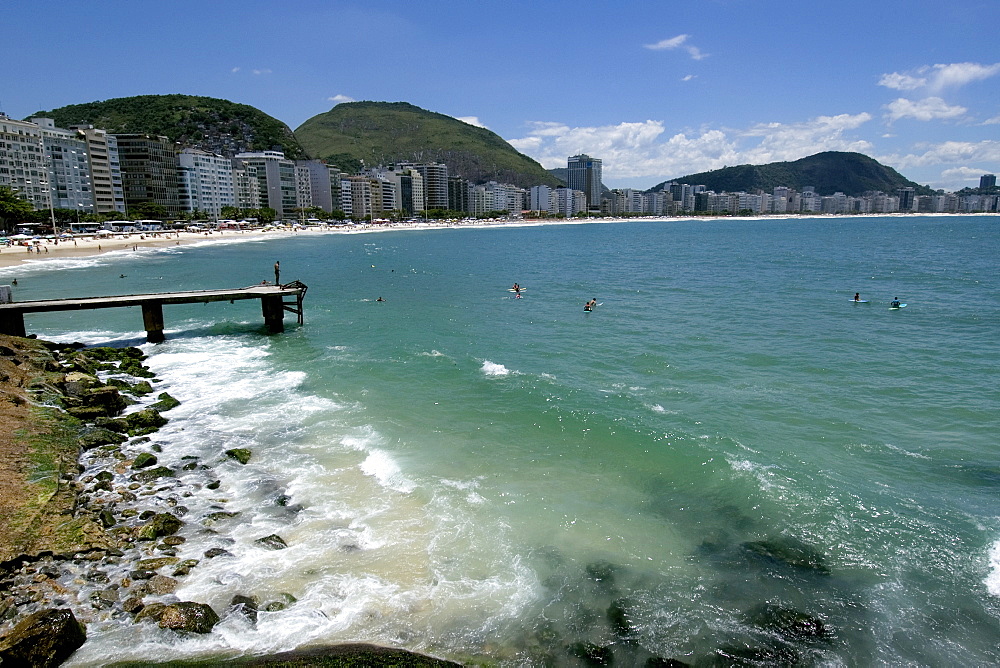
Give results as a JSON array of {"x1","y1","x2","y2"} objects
[{"x1": 2, "y1": 212, "x2": 996, "y2": 271}]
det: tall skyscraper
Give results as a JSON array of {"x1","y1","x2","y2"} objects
[
  {"x1": 980, "y1": 174, "x2": 996, "y2": 190},
  {"x1": 566, "y1": 154, "x2": 603, "y2": 209},
  {"x1": 115, "y1": 134, "x2": 181, "y2": 217}
]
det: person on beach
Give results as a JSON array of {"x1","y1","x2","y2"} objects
[{"x1": 274, "y1": 260, "x2": 280, "y2": 285}]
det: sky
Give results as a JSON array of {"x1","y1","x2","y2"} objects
[{"x1": 4, "y1": 0, "x2": 999, "y2": 191}]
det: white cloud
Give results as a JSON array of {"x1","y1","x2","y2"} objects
[
  {"x1": 881, "y1": 140, "x2": 1000, "y2": 169},
  {"x1": 984, "y1": 115, "x2": 1000, "y2": 125},
  {"x1": 231, "y1": 67, "x2": 241, "y2": 74},
  {"x1": 252, "y1": 69, "x2": 272, "y2": 75},
  {"x1": 644, "y1": 34, "x2": 707, "y2": 60},
  {"x1": 879, "y1": 62, "x2": 1000, "y2": 94},
  {"x1": 885, "y1": 97, "x2": 967, "y2": 122},
  {"x1": 681, "y1": 74, "x2": 696, "y2": 82},
  {"x1": 508, "y1": 112, "x2": 874, "y2": 185},
  {"x1": 878, "y1": 72, "x2": 926, "y2": 90},
  {"x1": 327, "y1": 94, "x2": 355, "y2": 105},
  {"x1": 456, "y1": 116, "x2": 488, "y2": 128}
]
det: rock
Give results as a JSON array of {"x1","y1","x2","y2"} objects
[
  {"x1": 130, "y1": 466, "x2": 175, "y2": 483},
  {"x1": 607, "y1": 597, "x2": 636, "y2": 638},
  {"x1": 131, "y1": 452, "x2": 158, "y2": 469},
  {"x1": 230, "y1": 594, "x2": 258, "y2": 624},
  {"x1": 741, "y1": 537, "x2": 830, "y2": 575},
  {"x1": 98, "y1": 509, "x2": 116, "y2": 528},
  {"x1": 122, "y1": 596, "x2": 144, "y2": 614},
  {"x1": 134, "y1": 601, "x2": 167, "y2": 623},
  {"x1": 204, "y1": 511, "x2": 239, "y2": 523},
  {"x1": 161, "y1": 535, "x2": 186, "y2": 546},
  {"x1": 129, "y1": 569, "x2": 157, "y2": 580},
  {"x1": 150, "y1": 392, "x2": 180, "y2": 411},
  {"x1": 171, "y1": 559, "x2": 200, "y2": 577},
  {"x1": 123, "y1": 408, "x2": 167, "y2": 436},
  {"x1": 137, "y1": 556, "x2": 180, "y2": 571},
  {"x1": 585, "y1": 560, "x2": 619, "y2": 589},
  {"x1": 94, "y1": 416, "x2": 128, "y2": 433},
  {"x1": 147, "y1": 574, "x2": 178, "y2": 595},
  {"x1": 78, "y1": 426, "x2": 127, "y2": 450},
  {"x1": 567, "y1": 642, "x2": 614, "y2": 665},
  {"x1": 158, "y1": 602, "x2": 219, "y2": 633},
  {"x1": 255, "y1": 534, "x2": 288, "y2": 550},
  {"x1": 745, "y1": 604, "x2": 832, "y2": 641},
  {"x1": 206, "y1": 479, "x2": 221, "y2": 490},
  {"x1": 203, "y1": 547, "x2": 233, "y2": 559},
  {"x1": 225, "y1": 448, "x2": 252, "y2": 465},
  {"x1": 62, "y1": 371, "x2": 101, "y2": 396},
  {"x1": 0, "y1": 608, "x2": 86, "y2": 667},
  {"x1": 139, "y1": 513, "x2": 184, "y2": 540},
  {"x1": 131, "y1": 380, "x2": 154, "y2": 395}
]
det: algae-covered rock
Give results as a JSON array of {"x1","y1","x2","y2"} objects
[
  {"x1": 745, "y1": 604, "x2": 833, "y2": 641},
  {"x1": 158, "y1": 601, "x2": 219, "y2": 633},
  {"x1": 225, "y1": 448, "x2": 252, "y2": 465},
  {"x1": 0, "y1": 607, "x2": 86, "y2": 667},
  {"x1": 741, "y1": 536, "x2": 830, "y2": 575},
  {"x1": 78, "y1": 426, "x2": 127, "y2": 450},
  {"x1": 123, "y1": 408, "x2": 167, "y2": 436},
  {"x1": 255, "y1": 534, "x2": 288, "y2": 550},
  {"x1": 130, "y1": 466, "x2": 175, "y2": 483},
  {"x1": 131, "y1": 452, "x2": 158, "y2": 469},
  {"x1": 150, "y1": 392, "x2": 180, "y2": 412},
  {"x1": 137, "y1": 513, "x2": 182, "y2": 540}
]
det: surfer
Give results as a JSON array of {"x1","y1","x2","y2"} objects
[
  {"x1": 854, "y1": 293, "x2": 860, "y2": 302},
  {"x1": 584, "y1": 298, "x2": 596, "y2": 311},
  {"x1": 891, "y1": 297, "x2": 901, "y2": 308},
  {"x1": 376, "y1": 296, "x2": 385, "y2": 302},
  {"x1": 512, "y1": 283, "x2": 521, "y2": 293}
]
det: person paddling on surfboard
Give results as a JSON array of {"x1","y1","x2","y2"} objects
[
  {"x1": 891, "y1": 297, "x2": 901, "y2": 308},
  {"x1": 584, "y1": 298, "x2": 596, "y2": 311},
  {"x1": 854, "y1": 293, "x2": 861, "y2": 302}
]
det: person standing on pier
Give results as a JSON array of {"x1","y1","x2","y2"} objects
[{"x1": 274, "y1": 260, "x2": 280, "y2": 285}]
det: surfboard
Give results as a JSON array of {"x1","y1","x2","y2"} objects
[
  {"x1": 889, "y1": 303, "x2": 907, "y2": 309},
  {"x1": 507, "y1": 288, "x2": 527, "y2": 292},
  {"x1": 850, "y1": 300, "x2": 870, "y2": 303}
]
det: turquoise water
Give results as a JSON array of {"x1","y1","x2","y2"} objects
[{"x1": 5, "y1": 216, "x2": 1000, "y2": 665}]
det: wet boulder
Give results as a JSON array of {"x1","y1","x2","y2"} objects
[
  {"x1": 230, "y1": 594, "x2": 259, "y2": 624},
  {"x1": 0, "y1": 608, "x2": 86, "y2": 667},
  {"x1": 158, "y1": 601, "x2": 219, "y2": 633},
  {"x1": 225, "y1": 448, "x2": 252, "y2": 465},
  {"x1": 741, "y1": 536, "x2": 830, "y2": 575},
  {"x1": 130, "y1": 466, "x2": 175, "y2": 484},
  {"x1": 131, "y1": 452, "x2": 158, "y2": 469},
  {"x1": 150, "y1": 392, "x2": 180, "y2": 411},
  {"x1": 255, "y1": 534, "x2": 288, "y2": 550},
  {"x1": 123, "y1": 408, "x2": 167, "y2": 436},
  {"x1": 745, "y1": 604, "x2": 833, "y2": 641}
]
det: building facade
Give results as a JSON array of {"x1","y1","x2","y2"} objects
[
  {"x1": 566, "y1": 154, "x2": 603, "y2": 210},
  {"x1": 234, "y1": 151, "x2": 297, "y2": 218},
  {"x1": 0, "y1": 113, "x2": 50, "y2": 212},
  {"x1": 115, "y1": 134, "x2": 182, "y2": 217}
]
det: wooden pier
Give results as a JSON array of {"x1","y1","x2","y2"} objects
[{"x1": 0, "y1": 281, "x2": 307, "y2": 343}]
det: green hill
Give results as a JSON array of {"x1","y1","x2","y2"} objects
[
  {"x1": 651, "y1": 152, "x2": 933, "y2": 196},
  {"x1": 31, "y1": 94, "x2": 306, "y2": 159},
  {"x1": 295, "y1": 102, "x2": 561, "y2": 188}
]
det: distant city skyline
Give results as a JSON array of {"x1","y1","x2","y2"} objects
[{"x1": 4, "y1": 0, "x2": 999, "y2": 192}]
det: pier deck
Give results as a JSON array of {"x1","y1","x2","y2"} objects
[{"x1": 0, "y1": 282, "x2": 307, "y2": 342}]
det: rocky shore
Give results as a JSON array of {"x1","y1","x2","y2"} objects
[{"x1": 0, "y1": 333, "x2": 459, "y2": 667}]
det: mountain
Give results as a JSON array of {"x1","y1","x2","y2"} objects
[
  {"x1": 295, "y1": 102, "x2": 561, "y2": 189},
  {"x1": 650, "y1": 152, "x2": 933, "y2": 196},
  {"x1": 31, "y1": 94, "x2": 306, "y2": 159}
]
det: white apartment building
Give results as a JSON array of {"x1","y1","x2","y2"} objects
[
  {"x1": 73, "y1": 126, "x2": 125, "y2": 214},
  {"x1": 296, "y1": 160, "x2": 341, "y2": 213},
  {"x1": 177, "y1": 148, "x2": 235, "y2": 218},
  {"x1": 0, "y1": 113, "x2": 50, "y2": 211},
  {"x1": 32, "y1": 118, "x2": 93, "y2": 214},
  {"x1": 233, "y1": 164, "x2": 261, "y2": 211}
]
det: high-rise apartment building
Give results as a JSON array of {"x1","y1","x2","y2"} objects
[
  {"x1": 177, "y1": 148, "x2": 236, "y2": 218},
  {"x1": 395, "y1": 162, "x2": 448, "y2": 210},
  {"x1": 981, "y1": 174, "x2": 996, "y2": 190},
  {"x1": 72, "y1": 126, "x2": 125, "y2": 214},
  {"x1": 234, "y1": 151, "x2": 297, "y2": 218},
  {"x1": 0, "y1": 113, "x2": 50, "y2": 211},
  {"x1": 566, "y1": 154, "x2": 603, "y2": 210},
  {"x1": 295, "y1": 160, "x2": 341, "y2": 213},
  {"x1": 115, "y1": 134, "x2": 181, "y2": 216},
  {"x1": 32, "y1": 118, "x2": 93, "y2": 214}
]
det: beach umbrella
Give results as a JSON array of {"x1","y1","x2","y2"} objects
[{"x1": 11, "y1": 234, "x2": 30, "y2": 240}]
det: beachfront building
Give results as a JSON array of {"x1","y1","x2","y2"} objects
[
  {"x1": 177, "y1": 148, "x2": 236, "y2": 218},
  {"x1": 566, "y1": 154, "x2": 603, "y2": 211},
  {"x1": 295, "y1": 160, "x2": 341, "y2": 214},
  {"x1": 233, "y1": 164, "x2": 262, "y2": 211},
  {"x1": 395, "y1": 162, "x2": 448, "y2": 210},
  {"x1": 552, "y1": 187, "x2": 587, "y2": 217},
  {"x1": 340, "y1": 175, "x2": 373, "y2": 219},
  {"x1": 448, "y1": 176, "x2": 469, "y2": 214},
  {"x1": 234, "y1": 151, "x2": 297, "y2": 218},
  {"x1": 529, "y1": 185, "x2": 552, "y2": 213},
  {"x1": 73, "y1": 126, "x2": 125, "y2": 214},
  {"x1": 981, "y1": 174, "x2": 996, "y2": 190},
  {"x1": 31, "y1": 118, "x2": 93, "y2": 215},
  {"x1": 0, "y1": 113, "x2": 51, "y2": 212},
  {"x1": 115, "y1": 133, "x2": 182, "y2": 217}
]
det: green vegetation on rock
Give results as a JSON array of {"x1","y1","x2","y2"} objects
[
  {"x1": 32, "y1": 94, "x2": 306, "y2": 159},
  {"x1": 295, "y1": 101, "x2": 561, "y2": 189},
  {"x1": 652, "y1": 151, "x2": 934, "y2": 197}
]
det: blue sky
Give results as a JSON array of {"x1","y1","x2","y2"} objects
[{"x1": 5, "y1": 0, "x2": 999, "y2": 191}]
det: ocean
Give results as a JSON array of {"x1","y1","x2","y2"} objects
[{"x1": 4, "y1": 215, "x2": 999, "y2": 666}]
